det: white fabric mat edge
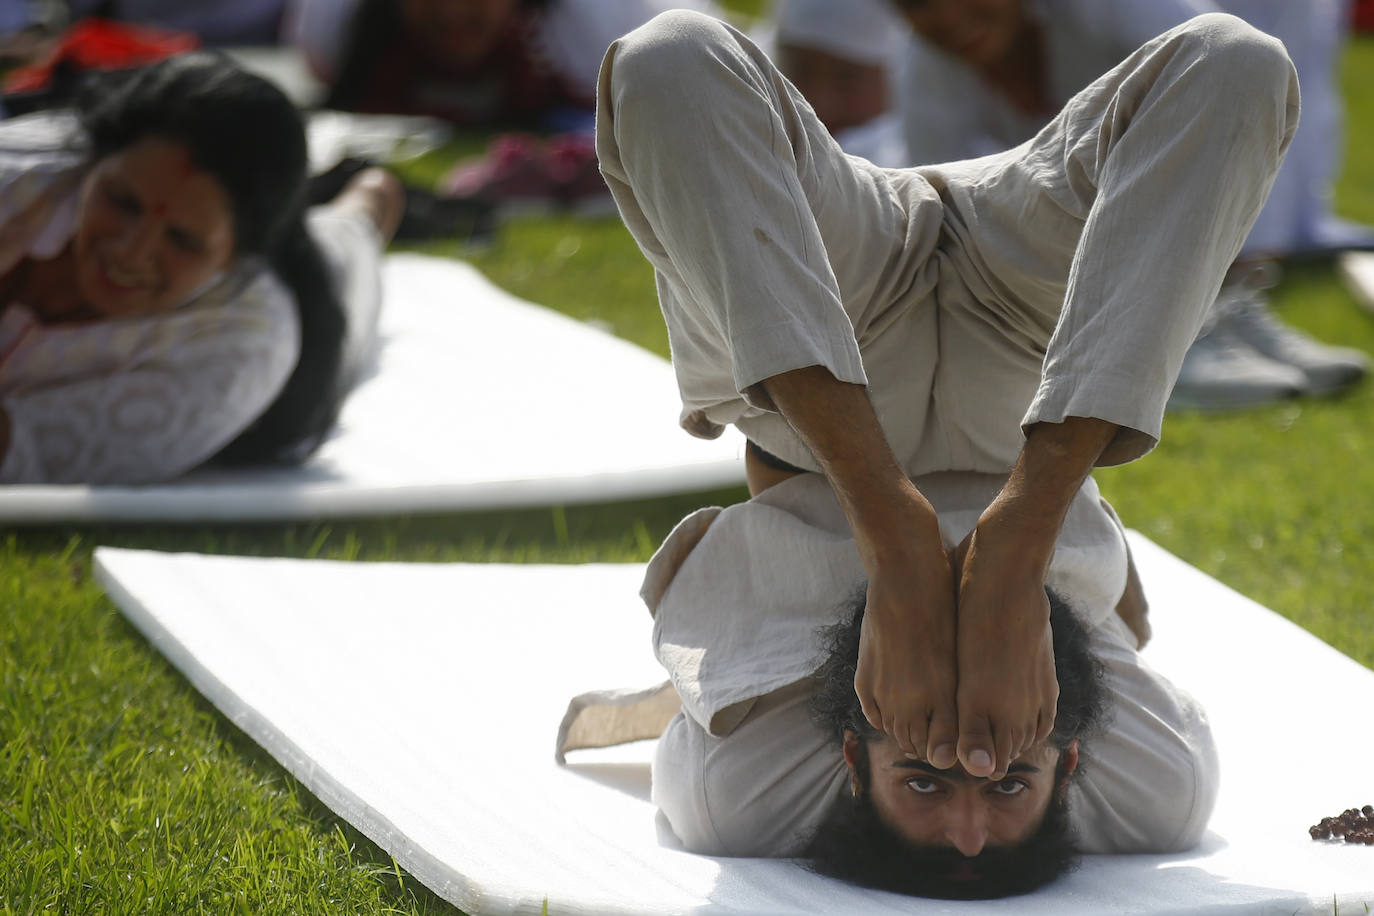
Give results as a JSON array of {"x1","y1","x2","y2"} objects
[
  {"x1": 91, "y1": 534, "x2": 1374, "y2": 915},
  {"x1": 0, "y1": 462, "x2": 744, "y2": 524},
  {"x1": 1339, "y1": 250, "x2": 1374, "y2": 314}
]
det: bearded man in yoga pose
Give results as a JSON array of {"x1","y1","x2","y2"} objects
[{"x1": 580, "y1": 5, "x2": 1296, "y2": 897}]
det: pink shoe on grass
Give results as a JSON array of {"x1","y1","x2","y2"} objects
[
  {"x1": 442, "y1": 132, "x2": 613, "y2": 217},
  {"x1": 544, "y1": 132, "x2": 615, "y2": 217},
  {"x1": 442, "y1": 134, "x2": 559, "y2": 214}
]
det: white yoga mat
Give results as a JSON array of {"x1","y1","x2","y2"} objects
[
  {"x1": 1340, "y1": 251, "x2": 1374, "y2": 315},
  {"x1": 93, "y1": 532, "x2": 1374, "y2": 914},
  {"x1": 1, "y1": 255, "x2": 744, "y2": 523}
]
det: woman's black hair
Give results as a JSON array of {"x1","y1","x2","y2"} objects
[
  {"x1": 76, "y1": 52, "x2": 347, "y2": 465},
  {"x1": 803, "y1": 588, "x2": 1109, "y2": 898},
  {"x1": 324, "y1": 0, "x2": 555, "y2": 113}
]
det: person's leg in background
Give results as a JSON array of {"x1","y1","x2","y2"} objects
[
  {"x1": 306, "y1": 167, "x2": 402, "y2": 391},
  {"x1": 1175, "y1": 0, "x2": 1371, "y2": 407},
  {"x1": 917, "y1": 13, "x2": 1300, "y2": 457}
]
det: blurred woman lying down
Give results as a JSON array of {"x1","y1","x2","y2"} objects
[{"x1": 0, "y1": 53, "x2": 403, "y2": 484}]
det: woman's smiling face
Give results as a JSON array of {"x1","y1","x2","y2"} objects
[{"x1": 73, "y1": 136, "x2": 236, "y2": 319}]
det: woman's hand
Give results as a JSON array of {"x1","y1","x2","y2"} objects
[{"x1": 0, "y1": 171, "x2": 81, "y2": 275}]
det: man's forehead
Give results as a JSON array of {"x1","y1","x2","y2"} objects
[{"x1": 881, "y1": 753, "x2": 1052, "y2": 781}]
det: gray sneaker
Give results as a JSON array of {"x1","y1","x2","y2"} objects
[
  {"x1": 1167, "y1": 324, "x2": 1307, "y2": 411},
  {"x1": 1214, "y1": 270, "x2": 1370, "y2": 396}
]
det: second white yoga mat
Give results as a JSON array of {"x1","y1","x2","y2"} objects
[
  {"x1": 93, "y1": 534, "x2": 1374, "y2": 914},
  {"x1": 1341, "y1": 250, "x2": 1374, "y2": 314},
  {"x1": 0, "y1": 255, "x2": 744, "y2": 523}
]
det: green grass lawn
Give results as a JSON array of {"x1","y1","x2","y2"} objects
[{"x1": 4, "y1": 31, "x2": 1374, "y2": 916}]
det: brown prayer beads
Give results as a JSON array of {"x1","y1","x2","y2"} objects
[{"x1": 1309, "y1": 805, "x2": 1374, "y2": 845}]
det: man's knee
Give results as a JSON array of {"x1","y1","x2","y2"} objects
[
  {"x1": 1159, "y1": 12, "x2": 1299, "y2": 150},
  {"x1": 1177, "y1": 13, "x2": 1297, "y2": 102},
  {"x1": 604, "y1": 9, "x2": 737, "y2": 105},
  {"x1": 599, "y1": 10, "x2": 768, "y2": 179}
]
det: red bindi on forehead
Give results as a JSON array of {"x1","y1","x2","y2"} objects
[{"x1": 148, "y1": 146, "x2": 197, "y2": 219}]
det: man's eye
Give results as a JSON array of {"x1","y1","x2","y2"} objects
[
  {"x1": 992, "y1": 779, "x2": 1027, "y2": 796},
  {"x1": 905, "y1": 777, "x2": 939, "y2": 794}
]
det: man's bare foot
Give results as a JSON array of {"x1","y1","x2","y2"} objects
[
  {"x1": 952, "y1": 524, "x2": 1059, "y2": 780},
  {"x1": 853, "y1": 543, "x2": 960, "y2": 766},
  {"x1": 332, "y1": 167, "x2": 405, "y2": 245},
  {"x1": 947, "y1": 416, "x2": 1114, "y2": 778}
]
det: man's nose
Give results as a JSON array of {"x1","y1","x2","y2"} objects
[{"x1": 944, "y1": 797, "x2": 990, "y2": 857}]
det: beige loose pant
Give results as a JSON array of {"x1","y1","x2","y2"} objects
[{"x1": 597, "y1": 11, "x2": 1298, "y2": 475}]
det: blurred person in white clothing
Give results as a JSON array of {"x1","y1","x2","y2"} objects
[
  {"x1": 0, "y1": 53, "x2": 399, "y2": 483},
  {"x1": 765, "y1": 0, "x2": 911, "y2": 167},
  {"x1": 895, "y1": 0, "x2": 1370, "y2": 408},
  {"x1": 286, "y1": 0, "x2": 720, "y2": 130}
]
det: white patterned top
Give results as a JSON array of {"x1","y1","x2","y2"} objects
[{"x1": 0, "y1": 113, "x2": 299, "y2": 484}]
